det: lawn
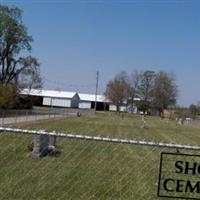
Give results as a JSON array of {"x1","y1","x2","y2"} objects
[{"x1": 0, "y1": 112, "x2": 200, "y2": 200}]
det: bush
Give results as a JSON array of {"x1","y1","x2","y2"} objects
[
  {"x1": 17, "y1": 96, "x2": 33, "y2": 109},
  {"x1": 0, "y1": 84, "x2": 18, "y2": 109}
]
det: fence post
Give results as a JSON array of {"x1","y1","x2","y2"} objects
[
  {"x1": 26, "y1": 111, "x2": 28, "y2": 122},
  {"x1": 49, "y1": 132, "x2": 56, "y2": 147},
  {"x1": 1, "y1": 110, "x2": 4, "y2": 126},
  {"x1": 15, "y1": 110, "x2": 17, "y2": 124}
]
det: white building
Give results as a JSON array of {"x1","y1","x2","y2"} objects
[
  {"x1": 21, "y1": 89, "x2": 140, "y2": 112},
  {"x1": 109, "y1": 105, "x2": 127, "y2": 112},
  {"x1": 109, "y1": 99, "x2": 139, "y2": 113},
  {"x1": 21, "y1": 89, "x2": 80, "y2": 108},
  {"x1": 78, "y1": 93, "x2": 109, "y2": 109}
]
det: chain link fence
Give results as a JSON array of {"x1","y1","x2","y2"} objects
[
  {"x1": 0, "y1": 127, "x2": 200, "y2": 200},
  {"x1": 0, "y1": 107, "x2": 93, "y2": 126}
]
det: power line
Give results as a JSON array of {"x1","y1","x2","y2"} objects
[
  {"x1": 43, "y1": 77, "x2": 94, "y2": 89},
  {"x1": 42, "y1": 76, "x2": 104, "y2": 95}
]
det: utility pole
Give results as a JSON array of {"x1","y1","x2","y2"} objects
[{"x1": 94, "y1": 71, "x2": 99, "y2": 113}]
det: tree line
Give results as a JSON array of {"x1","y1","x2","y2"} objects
[{"x1": 105, "y1": 70, "x2": 178, "y2": 115}]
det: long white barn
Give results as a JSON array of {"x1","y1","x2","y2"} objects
[
  {"x1": 78, "y1": 93, "x2": 109, "y2": 109},
  {"x1": 21, "y1": 89, "x2": 80, "y2": 108},
  {"x1": 21, "y1": 89, "x2": 139, "y2": 113}
]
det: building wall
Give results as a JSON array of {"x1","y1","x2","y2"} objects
[
  {"x1": 109, "y1": 105, "x2": 127, "y2": 112},
  {"x1": 79, "y1": 101, "x2": 91, "y2": 109},
  {"x1": 119, "y1": 106, "x2": 127, "y2": 112},
  {"x1": 71, "y1": 94, "x2": 80, "y2": 108},
  {"x1": 43, "y1": 97, "x2": 51, "y2": 106},
  {"x1": 41, "y1": 95, "x2": 139, "y2": 112},
  {"x1": 43, "y1": 97, "x2": 71, "y2": 107},
  {"x1": 109, "y1": 104, "x2": 117, "y2": 111}
]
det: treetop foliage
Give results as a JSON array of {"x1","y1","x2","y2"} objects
[{"x1": 0, "y1": 4, "x2": 41, "y2": 87}]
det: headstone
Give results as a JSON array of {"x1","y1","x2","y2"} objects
[
  {"x1": 141, "y1": 115, "x2": 147, "y2": 128},
  {"x1": 30, "y1": 134, "x2": 49, "y2": 158},
  {"x1": 77, "y1": 112, "x2": 81, "y2": 117},
  {"x1": 177, "y1": 118, "x2": 184, "y2": 125}
]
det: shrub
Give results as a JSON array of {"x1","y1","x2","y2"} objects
[{"x1": 0, "y1": 84, "x2": 18, "y2": 109}]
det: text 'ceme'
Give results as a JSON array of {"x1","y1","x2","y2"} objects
[{"x1": 164, "y1": 161, "x2": 200, "y2": 193}]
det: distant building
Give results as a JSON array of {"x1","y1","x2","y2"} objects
[
  {"x1": 21, "y1": 89, "x2": 80, "y2": 108},
  {"x1": 20, "y1": 89, "x2": 139, "y2": 112},
  {"x1": 78, "y1": 93, "x2": 109, "y2": 110}
]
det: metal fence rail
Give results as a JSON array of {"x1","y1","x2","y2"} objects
[{"x1": 1, "y1": 127, "x2": 200, "y2": 151}]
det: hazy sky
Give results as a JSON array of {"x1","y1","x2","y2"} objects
[{"x1": 2, "y1": 0, "x2": 200, "y2": 106}]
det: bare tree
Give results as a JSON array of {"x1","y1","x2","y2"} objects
[
  {"x1": 138, "y1": 70, "x2": 156, "y2": 113},
  {"x1": 128, "y1": 70, "x2": 141, "y2": 113},
  {"x1": 189, "y1": 104, "x2": 198, "y2": 119},
  {"x1": 105, "y1": 72, "x2": 130, "y2": 112},
  {"x1": 152, "y1": 71, "x2": 177, "y2": 115}
]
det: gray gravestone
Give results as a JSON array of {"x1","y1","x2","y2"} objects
[{"x1": 30, "y1": 134, "x2": 49, "y2": 158}]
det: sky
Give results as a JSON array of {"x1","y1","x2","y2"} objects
[{"x1": 1, "y1": 0, "x2": 200, "y2": 106}]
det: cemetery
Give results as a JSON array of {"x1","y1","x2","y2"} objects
[
  {"x1": 0, "y1": 2, "x2": 200, "y2": 200},
  {"x1": 1, "y1": 112, "x2": 200, "y2": 199}
]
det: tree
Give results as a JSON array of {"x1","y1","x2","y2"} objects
[
  {"x1": 105, "y1": 72, "x2": 130, "y2": 112},
  {"x1": 0, "y1": 5, "x2": 41, "y2": 88},
  {"x1": 138, "y1": 70, "x2": 156, "y2": 113},
  {"x1": 128, "y1": 70, "x2": 141, "y2": 113},
  {"x1": 189, "y1": 104, "x2": 198, "y2": 119},
  {"x1": 196, "y1": 101, "x2": 200, "y2": 115},
  {"x1": 152, "y1": 71, "x2": 177, "y2": 115}
]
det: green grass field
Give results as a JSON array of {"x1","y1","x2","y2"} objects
[{"x1": 1, "y1": 112, "x2": 200, "y2": 200}]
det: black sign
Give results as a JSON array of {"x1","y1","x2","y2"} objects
[{"x1": 158, "y1": 152, "x2": 200, "y2": 199}]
